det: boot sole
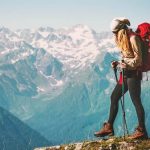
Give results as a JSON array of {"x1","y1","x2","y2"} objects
[
  {"x1": 128, "y1": 135, "x2": 148, "y2": 140},
  {"x1": 94, "y1": 132, "x2": 114, "y2": 137}
]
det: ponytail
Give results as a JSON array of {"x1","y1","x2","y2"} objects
[{"x1": 115, "y1": 29, "x2": 132, "y2": 53}]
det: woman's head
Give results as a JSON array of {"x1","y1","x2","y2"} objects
[
  {"x1": 110, "y1": 18, "x2": 132, "y2": 52},
  {"x1": 110, "y1": 17, "x2": 130, "y2": 33}
]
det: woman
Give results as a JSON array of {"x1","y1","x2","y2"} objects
[{"x1": 94, "y1": 18, "x2": 148, "y2": 139}]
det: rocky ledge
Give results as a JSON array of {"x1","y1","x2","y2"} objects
[{"x1": 34, "y1": 137, "x2": 150, "y2": 150}]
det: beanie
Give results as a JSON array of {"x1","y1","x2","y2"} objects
[{"x1": 110, "y1": 17, "x2": 130, "y2": 32}]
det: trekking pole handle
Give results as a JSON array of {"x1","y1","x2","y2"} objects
[
  {"x1": 111, "y1": 61, "x2": 119, "y2": 83},
  {"x1": 120, "y1": 60, "x2": 127, "y2": 70},
  {"x1": 111, "y1": 60, "x2": 118, "y2": 69}
]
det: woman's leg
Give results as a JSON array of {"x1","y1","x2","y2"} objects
[
  {"x1": 94, "y1": 80, "x2": 128, "y2": 137},
  {"x1": 127, "y1": 78, "x2": 145, "y2": 129},
  {"x1": 108, "y1": 82, "x2": 128, "y2": 125}
]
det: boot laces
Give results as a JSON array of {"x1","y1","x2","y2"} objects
[
  {"x1": 135, "y1": 126, "x2": 143, "y2": 132},
  {"x1": 133, "y1": 126, "x2": 144, "y2": 136},
  {"x1": 103, "y1": 122, "x2": 108, "y2": 128}
]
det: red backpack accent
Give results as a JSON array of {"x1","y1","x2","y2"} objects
[{"x1": 136, "y1": 22, "x2": 150, "y2": 72}]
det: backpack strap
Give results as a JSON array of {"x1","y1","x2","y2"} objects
[{"x1": 127, "y1": 31, "x2": 137, "y2": 53}]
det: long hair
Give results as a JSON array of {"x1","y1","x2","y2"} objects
[{"x1": 115, "y1": 29, "x2": 132, "y2": 53}]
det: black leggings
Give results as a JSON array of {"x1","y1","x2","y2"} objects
[{"x1": 108, "y1": 77, "x2": 145, "y2": 129}]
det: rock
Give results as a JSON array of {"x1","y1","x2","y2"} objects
[{"x1": 34, "y1": 137, "x2": 150, "y2": 150}]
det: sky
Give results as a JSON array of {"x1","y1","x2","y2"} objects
[{"x1": 0, "y1": 0, "x2": 149, "y2": 32}]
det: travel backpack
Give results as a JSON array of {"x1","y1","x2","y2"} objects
[{"x1": 135, "y1": 22, "x2": 150, "y2": 72}]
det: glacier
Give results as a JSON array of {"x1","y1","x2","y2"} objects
[{"x1": 0, "y1": 25, "x2": 150, "y2": 146}]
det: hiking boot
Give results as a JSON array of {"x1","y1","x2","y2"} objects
[
  {"x1": 128, "y1": 126, "x2": 148, "y2": 140},
  {"x1": 94, "y1": 122, "x2": 114, "y2": 137}
]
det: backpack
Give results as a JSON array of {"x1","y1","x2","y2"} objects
[{"x1": 135, "y1": 22, "x2": 150, "y2": 72}]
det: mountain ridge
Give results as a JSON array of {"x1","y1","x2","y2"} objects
[{"x1": 0, "y1": 106, "x2": 50, "y2": 150}]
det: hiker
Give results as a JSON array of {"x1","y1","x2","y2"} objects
[{"x1": 94, "y1": 18, "x2": 148, "y2": 139}]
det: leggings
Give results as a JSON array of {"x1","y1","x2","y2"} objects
[{"x1": 108, "y1": 77, "x2": 146, "y2": 129}]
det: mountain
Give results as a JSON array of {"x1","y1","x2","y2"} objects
[
  {"x1": 0, "y1": 106, "x2": 50, "y2": 150},
  {"x1": 0, "y1": 25, "x2": 150, "y2": 146}
]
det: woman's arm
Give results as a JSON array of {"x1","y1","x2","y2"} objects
[{"x1": 124, "y1": 35, "x2": 142, "y2": 69}]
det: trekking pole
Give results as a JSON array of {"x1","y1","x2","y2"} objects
[
  {"x1": 112, "y1": 61, "x2": 129, "y2": 140},
  {"x1": 113, "y1": 67, "x2": 118, "y2": 82},
  {"x1": 112, "y1": 61, "x2": 118, "y2": 82},
  {"x1": 121, "y1": 68, "x2": 126, "y2": 139},
  {"x1": 121, "y1": 61, "x2": 129, "y2": 140}
]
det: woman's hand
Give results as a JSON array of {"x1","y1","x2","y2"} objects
[
  {"x1": 111, "y1": 61, "x2": 118, "y2": 68},
  {"x1": 120, "y1": 62, "x2": 127, "y2": 69}
]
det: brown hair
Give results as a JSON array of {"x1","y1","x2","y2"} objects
[{"x1": 115, "y1": 29, "x2": 132, "y2": 53}]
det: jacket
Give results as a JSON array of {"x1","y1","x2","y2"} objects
[{"x1": 122, "y1": 35, "x2": 142, "y2": 70}]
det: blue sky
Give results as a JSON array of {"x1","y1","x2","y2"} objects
[{"x1": 0, "y1": 0, "x2": 149, "y2": 32}]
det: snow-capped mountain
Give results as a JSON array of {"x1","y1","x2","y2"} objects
[
  {"x1": 0, "y1": 25, "x2": 116, "y2": 102},
  {"x1": 0, "y1": 25, "x2": 150, "y2": 146},
  {"x1": 0, "y1": 25, "x2": 115, "y2": 70}
]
